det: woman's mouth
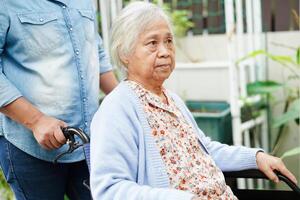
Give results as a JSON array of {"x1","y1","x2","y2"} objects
[{"x1": 156, "y1": 64, "x2": 170, "y2": 68}]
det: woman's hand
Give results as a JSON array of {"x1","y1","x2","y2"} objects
[{"x1": 256, "y1": 151, "x2": 297, "y2": 184}]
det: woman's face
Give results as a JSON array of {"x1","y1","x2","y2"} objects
[{"x1": 125, "y1": 20, "x2": 175, "y2": 87}]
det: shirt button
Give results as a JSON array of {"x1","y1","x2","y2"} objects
[
  {"x1": 62, "y1": 5, "x2": 66, "y2": 9},
  {"x1": 84, "y1": 122, "x2": 88, "y2": 126},
  {"x1": 83, "y1": 98, "x2": 86, "y2": 102},
  {"x1": 39, "y1": 18, "x2": 44, "y2": 22},
  {"x1": 75, "y1": 50, "x2": 79, "y2": 55},
  {"x1": 69, "y1": 27, "x2": 73, "y2": 31}
]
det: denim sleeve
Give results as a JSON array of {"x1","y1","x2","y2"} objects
[
  {"x1": 0, "y1": 2, "x2": 22, "y2": 107},
  {"x1": 97, "y1": 34, "x2": 113, "y2": 74}
]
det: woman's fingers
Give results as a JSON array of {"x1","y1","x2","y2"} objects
[
  {"x1": 264, "y1": 166, "x2": 279, "y2": 183},
  {"x1": 275, "y1": 161, "x2": 298, "y2": 184},
  {"x1": 257, "y1": 152, "x2": 298, "y2": 184}
]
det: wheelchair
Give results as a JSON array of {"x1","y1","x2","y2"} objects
[{"x1": 56, "y1": 127, "x2": 300, "y2": 200}]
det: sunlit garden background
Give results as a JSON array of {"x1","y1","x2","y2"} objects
[{"x1": 0, "y1": 0, "x2": 299, "y2": 199}]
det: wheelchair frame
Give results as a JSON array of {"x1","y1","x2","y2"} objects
[{"x1": 57, "y1": 127, "x2": 300, "y2": 200}]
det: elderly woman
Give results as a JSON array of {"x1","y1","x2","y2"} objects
[{"x1": 90, "y1": 2, "x2": 296, "y2": 200}]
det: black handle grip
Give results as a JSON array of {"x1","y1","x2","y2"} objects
[
  {"x1": 53, "y1": 127, "x2": 90, "y2": 163},
  {"x1": 61, "y1": 127, "x2": 90, "y2": 144}
]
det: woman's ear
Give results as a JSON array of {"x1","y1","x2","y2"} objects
[{"x1": 120, "y1": 54, "x2": 129, "y2": 66}]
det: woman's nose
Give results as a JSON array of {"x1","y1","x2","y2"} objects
[{"x1": 158, "y1": 43, "x2": 170, "y2": 57}]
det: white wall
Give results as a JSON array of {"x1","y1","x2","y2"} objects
[
  {"x1": 175, "y1": 34, "x2": 229, "y2": 62},
  {"x1": 165, "y1": 62, "x2": 231, "y2": 102},
  {"x1": 166, "y1": 31, "x2": 300, "y2": 102}
]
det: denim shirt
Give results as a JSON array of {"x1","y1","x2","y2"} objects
[{"x1": 0, "y1": 0, "x2": 112, "y2": 162}]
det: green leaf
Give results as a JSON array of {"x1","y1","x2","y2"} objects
[
  {"x1": 281, "y1": 147, "x2": 300, "y2": 159},
  {"x1": 269, "y1": 54, "x2": 295, "y2": 66},
  {"x1": 273, "y1": 99, "x2": 300, "y2": 128},
  {"x1": 237, "y1": 50, "x2": 297, "y2": 66},
  {"x1": 296, "y1": 47, "x2": 300, "y2": 66},
  {"x1": 247, "y1": 81, "x2": 283, "y2": 95},
  {"x1": 289, "y1": 99, "x2": 300, "y2": 111},
  {"x1": 172, "y1": 10, "x2": 194, "y2": 37},
  {"x1": 236, "y1": 50, "x2": 266, "y2": 64},
  {"x1": 273, "y1": 109, "x2": 300, "y2": 128}
]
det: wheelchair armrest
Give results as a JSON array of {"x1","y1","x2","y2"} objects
[
  {"x1": 223, "y1": 169, "x2": 268, "y2": 179},
  {"x1": 223, "y1": 169, "x2": 300, "y2": 195}
]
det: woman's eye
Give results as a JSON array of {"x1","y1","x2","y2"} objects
[
  {"x1": 167, "y1": 38, "x2": 173, "y2": 44},
  {"x1": 147, "y1": 41, "x2": 157, "y2": 46}
]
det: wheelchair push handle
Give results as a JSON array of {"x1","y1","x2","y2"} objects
[
  {"x1": 276, "y1": 171, "x2": 300, "y2": 195},
  {"x1": 61, "y1": 127, "x2": 90, "y2": 144},
  {"x1": 53, "y1": 127, "x2": 90, "y2": 163}
]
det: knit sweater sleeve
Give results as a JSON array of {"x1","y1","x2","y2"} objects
[
  {"x1": 169, "y1": 91, "x2": 262, "y2": 172},
  {"x1": 197, "y1": 128, "x2": 261, "y2": 171},
  {"x1": 90, "y1": 86, "x2": 194, "y2": 200}
]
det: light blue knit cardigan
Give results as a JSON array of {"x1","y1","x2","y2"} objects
[{"x1": 90, "y1": 81, "x2": 260, "y2": 200}]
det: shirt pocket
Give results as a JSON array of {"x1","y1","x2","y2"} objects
[
  {"x1": 78, "y1": 9, "x2": 96, "y2": 43},
  {"x1": 17, "y1": 12, "x2": 63, "y2": 56}
]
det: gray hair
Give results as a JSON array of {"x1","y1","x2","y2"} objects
[{"x1": 110, "y1": 1, "x2": 173, "y2": 69}]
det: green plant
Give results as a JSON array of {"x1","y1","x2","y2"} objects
[
  {"x1": 238, "y1": 48, "x2": 300, "y2": 125},
  {"x1": 155, "y1": 1, "x2": 196, "y2": 62},
  {"x1": 153, "y1": 0, "x2": 194, "y2": 37},
  {"x1": 0, "y1": 169, "x2": 14, "y2": 200},
  {"x1": 96, "y1": 11, "x2": 102, "y2": 33},
  {"x1": 170, "y1": 10, "x2": 194, "y2": 37},
  {"x1": 237, "y1": 46, "x2": 300, "y2": 158},
  {"x1": 238, "y1": 8, "x2": 300, "y2": 157}
]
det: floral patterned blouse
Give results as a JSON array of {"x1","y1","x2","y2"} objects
[{"x1": 127, "y1": 80, "x2": 237, "y2": 200}]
